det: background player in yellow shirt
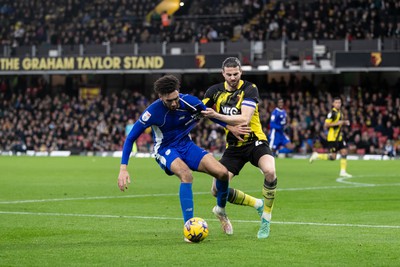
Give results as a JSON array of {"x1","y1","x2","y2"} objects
[{"x1": 309, "y1": 97, "x2": 352, "y2": 177}]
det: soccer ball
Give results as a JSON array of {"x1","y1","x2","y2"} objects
[{"x1": 183, "y1": 217, "x2": 209, "y2": 243}]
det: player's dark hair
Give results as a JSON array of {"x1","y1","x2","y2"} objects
[
  {"x1": 154, "y1": 75, "x2": 180, "y2": 95},
  {"x1": 333, "y1": 96, "x2": 342, "y2": 102},
  {"x1": 222, "y1": 57, "x2": 241, "y2": 69}
]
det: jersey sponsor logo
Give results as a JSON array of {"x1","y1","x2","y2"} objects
[
  {"x1": 221, "y1": 106, "x2": 239, "y2": 115},
  {"x1": 179, "y1": 115, "x2": 186, "y2": 120},
  {"x1": 141, "y1": 111, "x2": 151, "y2": 122},
  {"x1": 166, "y1": 149, "x2": 171, "y2": 155}
]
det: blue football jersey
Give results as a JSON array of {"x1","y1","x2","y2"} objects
[
  {"x1": 270, "y1": 108, "x2": 287, "y2": 131},
  {"x1": 121, "y1": 93, "x2": 207, "y2": 164}
]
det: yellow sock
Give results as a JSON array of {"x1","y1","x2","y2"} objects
[
  {"x1": 340, "y1": 158, "x2": 347, "y2": 172},
  {"x1": 317, "y1": 153, "x2": 329, "y2": 160},
  {"x1": 228, "y1": 188, "x2": 257, "y2": 207},
  {"x1": 262, "y1": 180, "x2": 277, "y2": 221}
]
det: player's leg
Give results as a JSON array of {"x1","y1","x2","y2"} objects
[
  {"x1": 252, "y1": 142, "x2": 277, "y2": 239},
  {"x1": 156, "y1": 147, "x2": 196, "y2": 224},
  {"x1": 169, "y1": 157, "x2": 195, "y2": 224},
  {"x1": 277, "y1": 133, "x2": 294, "y2": 154},
  {"x1": 197, "y1": 153, "x2": 229, "y2": 208},
  {"x1": 217, "y1": 147, "x2": 264, "y2": 215},
  {"x1": 197, "y1": 153, "x2": 233, "y2": 235},
  {"x1": 269, "y1": 129, "x2": 277, "y2": 154},
  {"x1": 310, "y1": 142, "x2": 337, "y2": 162},
  {"x1": 338, "y1": 141, "x2": 352, "y2": 177},
  {"x1": 211, "y1": 177, "x2": 264, "y2": 216}
]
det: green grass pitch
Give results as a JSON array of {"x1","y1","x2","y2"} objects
[{"x1": 1, "y1": 156, "x2": 399, "y2": 266}]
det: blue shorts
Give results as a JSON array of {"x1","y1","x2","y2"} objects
[
  {"x1": 269, "y1": 129, "x2": 290, "y2": 150},
  {"x1": 155, "y1": 141, "x2": 209, "y2": 176}
]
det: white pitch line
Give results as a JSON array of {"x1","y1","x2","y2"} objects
[
  {"x1": 1, "y1": 183, "x2": 400, "y2": 204},
  {"x1": 336, "y1": 174, "x2": 400, "y2": 186},
  {"x1": 0, "y1": 193, "x2": 182, "y2": 204},
  {"x1": 1, "y1": 210, "x2": 399, "y2": 229}
]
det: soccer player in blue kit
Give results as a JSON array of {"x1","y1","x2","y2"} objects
[
  {"x1": 269, "y1": 98, "x2": 295, "y2": 155},
  {"x1": 117, "y1": 75, "x2": 248, "y2": 241}
]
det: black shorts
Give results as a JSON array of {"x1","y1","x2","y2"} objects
[
  {"x1": 220, "y1": 140, "x2": 273, "y2": 175},
  {"x1": 327, "y1": 140, "x2": 347, "y2": 153}
]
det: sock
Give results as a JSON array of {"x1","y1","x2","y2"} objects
[
  {"x1": 340, "y1": 158, "x2": 347, "y2": 172},
  {"x1": 317, "y1": 153, "x2": 329, "y2": 160},
  {"x1": 262, "y1": 178, "x2": 277, "y2": 221},
  {"x1": 228, "y1": 188, "x2": 259, "y2": 208},
  {"x1": 215, "y1": 179, "x2": 229, "y2": 208},
  {"x1": 179, "y1": 183, "x2": 193, "y2": 223}
]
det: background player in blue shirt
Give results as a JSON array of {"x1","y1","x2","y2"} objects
[
  {"x1": 269, "y1": 98, "x2": 295, "y2": 155},
  {"x1": 117, "y1": 75, "x2": 247, "y2": 241}
]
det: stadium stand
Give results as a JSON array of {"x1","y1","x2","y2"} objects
[
  {"x1": 1, "y1": 0, "x2": 399, "y2": 48},
  {"x1": 0, "y1": 0, "x2": 399, "y2": 156}
]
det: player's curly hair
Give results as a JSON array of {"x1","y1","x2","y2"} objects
[{"x1": 154, "y1": 75, "x2": 180, "y2": 95}]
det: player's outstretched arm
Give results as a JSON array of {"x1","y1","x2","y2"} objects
[
  {"x1": 201, "y1": 107, "x2": 251, "y2": 125},
  {"x1": 118, "y1": 164, "x2": 131, "y2": 192}
]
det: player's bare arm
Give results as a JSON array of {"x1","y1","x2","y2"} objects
[
  {"x1": 201, "y1": 105, "x2": 255, "y2": 126},
  {"x1": 118, "y1": 164, "x2": 131, "y2": 192}
]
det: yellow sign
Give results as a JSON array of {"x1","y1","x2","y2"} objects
[
  {"x1": 79, "y1": 87, "x2": 101, "y2": 99},
  {"x1": 0, "y1": 56, "x2": 165, "y2": 71},
  {"x1": 370, "y1": 52, "x2": 382, "y2": 67}
]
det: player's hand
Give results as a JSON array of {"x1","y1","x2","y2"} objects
[
  {"x1": 201, "y1": 108, "x2": 217, "y2": 118},
  {"x1": 118, "y1": 169, "x2": 131, "y2": 192},
  {"x1": 227, "y1": 124, "x2": 251, "y2": 141}
]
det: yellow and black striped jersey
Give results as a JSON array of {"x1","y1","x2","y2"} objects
[
  {"x1": 325, "y1": 107, "x2": 343, "y2": 142},
  {"x1": 203, "y1": 80, "x2": 267, "y2": 147}
]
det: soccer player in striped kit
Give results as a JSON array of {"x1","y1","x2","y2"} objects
[
  {"x1": 309, "y1": 97, "x2": 352, "y2": 177},
  {"x1": 202, "y1": 57, "x2": 278, "y2": 239}
]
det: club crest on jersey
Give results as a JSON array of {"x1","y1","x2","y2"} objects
[
  {"x1": 142, "y1": 111, "x2": 152, "y2": 122},
  {"x1": 221, "y1": 106, "x2": 239, "y2": 115}
]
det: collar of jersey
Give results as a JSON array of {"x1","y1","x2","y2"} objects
[{"x1": 224, "y1": 80, "x2": 244, "y2": 92}]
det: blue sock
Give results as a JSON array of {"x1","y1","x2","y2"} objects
[
  {"x1": 216, "y1": 179, "x2": 229, "y2": 208},
  {"x1": 179, "y1": 183, "x2": 193, "y2": 223}
]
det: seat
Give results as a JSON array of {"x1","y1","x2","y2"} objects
[{"x1": 356, "y1": 149, "x2": 366, "y2": 155}]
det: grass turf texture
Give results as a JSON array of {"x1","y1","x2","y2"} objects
[{"x1": 0, "y1": 156, "x2": 399, "y2": 266}]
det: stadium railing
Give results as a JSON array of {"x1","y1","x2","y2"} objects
[{"x1": 4, "y1": 38, "x2": 398, "y2": 58}]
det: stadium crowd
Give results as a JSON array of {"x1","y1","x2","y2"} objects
[
  {"x1": 1, "y1": 75, "x2": 399, "y2": 157},
  {"x1": 0, "y1": 0, "x2": 399, "y2": 157},
  {"x1": 1, "y1": 0, "x2": 399, "y2": 48}
]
